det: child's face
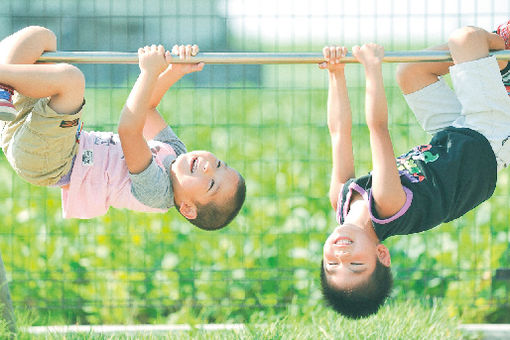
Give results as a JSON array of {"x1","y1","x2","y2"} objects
[
  {"x1": 171, "y1": 150, "x2": 240, "y2": 207},
  {"x1": 322, "y1": 223, "x2": 380, "y2": 290}
]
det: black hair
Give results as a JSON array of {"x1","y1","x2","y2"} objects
[
  {"x1": 182, "y1": 172, "x2": 246, "y2": 231},
  {"x1": 319, "y1": 257, "x2": 393, "y2": 319}
]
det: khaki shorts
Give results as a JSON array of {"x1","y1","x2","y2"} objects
[
  {"x1": 0, "y1": 92, "x2": 83, "y2": 186},
  {"x1": 404, "y1": 56, "x2": 510, "y2": 171}
]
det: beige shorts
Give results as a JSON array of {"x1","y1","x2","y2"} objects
[
  {"x1": 404, "y1": 56, "x2": 510, "y2": 171},
  {"x1": 0, "y1": 92, "x2": 83, "y2": 186}
]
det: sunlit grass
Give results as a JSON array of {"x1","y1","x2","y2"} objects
[{"x1": 11, "y1": 301, "x2": 472, "y2": 340}]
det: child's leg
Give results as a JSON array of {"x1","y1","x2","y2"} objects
[
  {"x1": 0, "y1": 63, "x2": 84, "y2": 115},
  {"x1": 397, "y1": 33, "x2": 506, "y2": 95},
  {"x1": 0, "y1": 26, "x2": 56, "y2": 64},
  {"x1": 0, "y1": 27, "x2": 85, "y2": 186},
  {"x1": 0, "y1": 26, "x2": 84, "y2": 115},
  {"x1": 397, "y1": 28, "x2": 508, "y2": 136},
  {"x1": 396, "y1": 44, "x2": 452, "y2": 95},
  {"x1": 448, "y1": 26, "x2": 510, "y2": 170},
  {"x1": 448, "y1": 26, "x2": 493, "y2": 64},
  {"x1": 396, "y1": 46, "x2": 461, "y2": 135}
]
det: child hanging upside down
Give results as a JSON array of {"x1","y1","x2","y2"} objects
[
  {"x1": 0, "y1": 26, "x2": 246, "y2": 230},
  {"x1": 319, "y1": 22, "x2": 510, "y2": 318}
]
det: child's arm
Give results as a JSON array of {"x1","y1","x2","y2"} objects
[
  {"x1": 118, "y1": 45, "x2": 171, "y2": 174},
  {"x1": 119, "y1": 45, "x2": 203, "y2": 175},
  {"x1": 353, "y1": 43, "x2": 407, "y2": 218},
  {"x1": 143, "y1": 45, "x2": 204, "y2": 140},
  {"x1": 319, "y1": 46, "x2": 355, "y2": 210}
]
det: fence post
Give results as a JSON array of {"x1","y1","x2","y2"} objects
[{"x1": 0, "y1": 249, "x2": 16, "y2": 334}]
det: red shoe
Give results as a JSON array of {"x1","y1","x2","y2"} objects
[
  {"x1": 0, "y1": 84, "x2": 16, "y2": 121},
  {"x1": 496, "y1": 21, "x2": 510, "y2": 95},
  {"x1": 496, "y1": 20, "x2": 510, "y2": 49}
]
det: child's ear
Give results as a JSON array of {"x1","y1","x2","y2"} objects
[
  {"x1": 179, "y1": 202, "x2": 197, "y2": 220},
  {"x1": 376, "y1": 244, "x2": 391, "y2": 267}
]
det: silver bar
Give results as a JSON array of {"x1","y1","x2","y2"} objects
[{"x1": 37, "y1": 50, "x2": 510, "y2": 64}]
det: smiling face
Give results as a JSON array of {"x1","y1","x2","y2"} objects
[
  {"x1": 170, "y1": 150, "x2": 240, "y2": 218},
  {"x1": 322, "y1": 223, "x2": 390, "y2": 290}
]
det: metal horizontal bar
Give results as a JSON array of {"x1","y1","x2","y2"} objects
[{"x1": 37, "y1": 50, "x2": 510, "y2": 64}]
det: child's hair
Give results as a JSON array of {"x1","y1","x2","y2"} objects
[
  {"x1": 319, "y1": 257, "x2": 393, "y2": 318},
  {"x1": 179, "y1": 172, "x2": 246, "y2": 231}
]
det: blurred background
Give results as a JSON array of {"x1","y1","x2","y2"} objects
[{"x1": 0, "y1": 0, "x2": 509, "y2": 325}]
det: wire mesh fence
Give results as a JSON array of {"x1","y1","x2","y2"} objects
[{"x1": 0, "y1": 0, "x2": 509, "y2": 324}]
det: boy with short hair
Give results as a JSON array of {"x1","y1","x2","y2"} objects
[
  {"x1": 319, "y1": 24, "x2": 510, "y2": 318},
  {"x1": 0, "y1": 26, "x2": 246, "y2": 231}
]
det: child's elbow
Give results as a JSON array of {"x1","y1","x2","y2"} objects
[{"x1": 117, "y1": 122, "x2": 127, "y2": 137}]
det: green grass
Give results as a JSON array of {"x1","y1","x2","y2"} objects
[{"x1": 6, "y1": 301, "x2": 469, "y2": 340}]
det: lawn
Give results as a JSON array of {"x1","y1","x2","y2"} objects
[{"x1": 7, "y1": 301, "x2": 468, "y2": 339}]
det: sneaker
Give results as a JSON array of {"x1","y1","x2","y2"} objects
[
  {"x1": 495, "y1": 20, "x2": 510, "y2": 95},
  {"x1": 0, "y1": 84, "x2": 16, "y2": 121},
  {"x1": 496, "y1": 20, "x2": 510, "y2": 49}
]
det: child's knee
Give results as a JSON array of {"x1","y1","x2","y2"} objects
[
  {"x1": 56, "y1": 64, "x2": 85, "y2": 96},
  {"x1": 23, "y1": 26, "x2": 57, "y2": 49},
  {"x1": 396, "y1": 63, "x2": 423, "y2": 90},
  {"x1": 59, "y1": 64, "x2": 85, "y2": 86},
  {"x1": 448, "y1": 26, "x2": 486, "y2": 48}
]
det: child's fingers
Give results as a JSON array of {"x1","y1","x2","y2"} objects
[
  {"x1": 351, "y1": 45, "x2": 361, "y2": 58},
  {"x1": 171, "y1": 44, "x2": 197, "y2": 59},
  {"x1": 322, "y1": 46, "x2": 330, "y2": 60},
  {"x1": 194, "y1": 62, "x2": 205, "y2": 71},
  {"x1": 322, "y1": 45, "x2": 347, "y2": 64},
  {"x1": 164, "y1": 50, "x2": 172, "y2": 63},
  {"x1": 329, "y1": 46, "x2": 337, "y2": 63},
  {"x1": 336, "y1": 46, "x2": 346, "y2": 61},
  {"x1": 191, "y1": 45, "x2": 199, "y2": 56},
  {"x1": 183, "y1": 44, "x2": 199, "y2": 58},
  {"x1": 171, "y1": 44, "x2": 197, "y2": 57},
  {"x1": 139, "y1": 46, "x2": 152, "y2": 57},
  {"x1": 318, "y1": 62, "x2": 327, "y2": 69},
  {"x1": 186, "y1": 62, "x2": 204, "y2": 73},
  {"x1": 335, "y1": 46, "x2": 342, "y2": 62},
  {"x1": 185, "y1": 44, "x2": 192, "y2": 58}
]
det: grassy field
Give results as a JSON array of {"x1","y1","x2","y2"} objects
[
  {"x1": 0, "y1": 63, "x2": 508, "y2": 326},
  {"x1": 5, "y1": 301, "x2": 470, "y2": 339}
]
